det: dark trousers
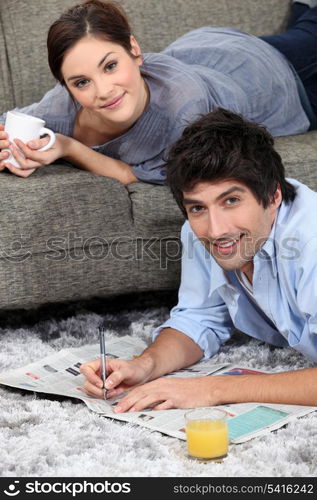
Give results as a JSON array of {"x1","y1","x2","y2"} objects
[{"x1": 260, "y1": 3, "x2": 317, "y2": 129}]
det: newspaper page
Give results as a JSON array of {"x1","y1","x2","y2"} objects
[
  {"x1": 0, "y1": 339, "x2": 315, "y2": 444},
  {"x1": 108, "y1": 363, "x2": 316, "y2": 443},
  {"x1": 0, "y1": 339, "x2": 228, "y2": 415}
]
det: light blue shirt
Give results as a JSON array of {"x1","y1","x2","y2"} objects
[
  {"x1": 153, "y1": 180, "x2": 317, "y2": 362},
  {"x1": 0, "y1": 28, "x2": 309, "y2": 184}
]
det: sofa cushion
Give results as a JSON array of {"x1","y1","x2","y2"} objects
[
  {"x1": 0, "y1": 165, "x2": 134, "y2": 254},
  {"x1": 127, "y1": 183, "x2": 184, "y2": 237},
  {"x1": 275, "y1": 131, "x2": 317, "y2": 190},
  {"x1": 0, "y1": 0, "x2": 75, "y2": 112},
  {"x1": 0, "y1": 23, "x2": 15, "y2": 112},
  {"x1": 122, "y1": 0, "x2": 291, "y2": 52},
  {"x1": 0, "y1": 165, "x2": 182, "y2": 308}
]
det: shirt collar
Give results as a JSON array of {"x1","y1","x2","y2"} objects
[
  {"x1": 208, "y1": 260, "x2": 233, "y2": 297},
  {"x1": 257, "y1": 224, "x2": 278, "y2": 277},
  {"x1": 253, "y1": 204, "x2": 288, "y2": 278}
]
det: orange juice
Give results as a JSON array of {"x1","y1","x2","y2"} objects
[{"x1": 186, "y1": 419, "x2": 228, "y2": 460}]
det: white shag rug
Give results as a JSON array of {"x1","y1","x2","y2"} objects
[{"x1": 0, "y1": 292, "x2": 316, "y2": 478}]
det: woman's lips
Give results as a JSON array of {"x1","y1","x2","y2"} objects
[{"x1": 101, "y1": 93, "x2": 125, "y2": 109}]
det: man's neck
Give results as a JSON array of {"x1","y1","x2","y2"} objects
[{"x1": 240, "y1": 261, "x2": 254, "y2": 285}]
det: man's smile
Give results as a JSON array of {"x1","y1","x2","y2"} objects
[{"x1": 212, "y1": 234, "x2": 244, "y2": 256}]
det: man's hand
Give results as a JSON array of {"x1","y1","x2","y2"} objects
[
  {"x1": 80, "y1": 329, "x2": 204, "y2": 401},
  {"x1": 80, "y1": 355, "x2": 155, "y2": 399},
  {"x1": 80, "y1": 357, "x2": 220, "y2": 411},
  {"x1": 111, "y1": 376, "x2": 217, "y2": 413},
  {"x1": 99, "y1": 366, "x2": 317, "y2": 411}
]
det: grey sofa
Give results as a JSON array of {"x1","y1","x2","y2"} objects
[{"x1": 0, "y1": 0, "x2": 316, "y2": 310}]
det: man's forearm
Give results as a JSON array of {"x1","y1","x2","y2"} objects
[
  {"x1": 63, "y1": 138, "x2": 138, "y2": 185},
  {"x1": 106, "y1": 331, "x2": 317, "y2": 411},
  {"x1": 213, "y1": 367, "x2": 317, "y2": 407},
  {"x1": 137, "y1": 328, "x2": 204, "y2": 382}
]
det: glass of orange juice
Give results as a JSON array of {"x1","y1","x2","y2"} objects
[{"x1": 185, "y1": 408, "x2": 228, "y2": 462}]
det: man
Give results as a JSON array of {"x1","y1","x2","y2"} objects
[{"x1": 81, "y1": 108, "x2": 317, "y2": 410}]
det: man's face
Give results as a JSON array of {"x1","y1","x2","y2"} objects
[{"x1": 183, "y1": 180, "x2": 282, "y2": 277}]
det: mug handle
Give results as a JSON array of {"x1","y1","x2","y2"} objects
[{"x1": 38, "y1": 127, "x2": 56, "y2": 151}]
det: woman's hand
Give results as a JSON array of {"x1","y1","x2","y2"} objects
[
  {"x1": 0, "y1": 125, "x2": 11, "y2": 172},
  {"x1": 0, "y1": 132, "x2": 72, "y2": 178}
]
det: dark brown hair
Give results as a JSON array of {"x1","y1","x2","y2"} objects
[
  {"x1": 167, "y1": 108, "x2": 296, "y2": 217},
  {"x1": 47, "y1": 0, "x2": 135, "y2": 84}
]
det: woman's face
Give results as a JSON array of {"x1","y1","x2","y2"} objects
[{"x1": 61, "y1": 36, "x2": 148, "y2": 131}]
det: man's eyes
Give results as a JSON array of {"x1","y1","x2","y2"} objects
[
  {"x1": 225, "y1": 196, "x2": 240, "y2": 206},
  {"x1": 186, "y1": 197, "x2": 241, "y2": 214},
  {"x1": 188, "y1": 205, "x2": 205, "y2": 214}
]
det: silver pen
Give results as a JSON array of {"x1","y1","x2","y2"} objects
[{"x1": 99, "y1": 327, "x2": 107, "y2": 399}]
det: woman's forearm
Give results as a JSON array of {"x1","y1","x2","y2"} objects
[{"x1": 63, "y1": 136, "x2": 138, "y2": 185}]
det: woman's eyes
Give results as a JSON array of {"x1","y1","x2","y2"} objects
[
  {"x1": 73, "y1": 61, "x2": 118, "y2": 88},
  {"x1": 74, "y1": 79, "x2": 89, "y2": 89},
  {"x1": 105, "y1": 61, "x2": 117, "y2": 72}
]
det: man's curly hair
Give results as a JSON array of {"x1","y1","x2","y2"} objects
[{"x1": 166, "y1": 108, "x2": 296, "y2": 218}]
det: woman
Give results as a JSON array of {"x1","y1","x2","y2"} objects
[{"x1": 0, "y1": 0, "x2": 316, "y2": 182}]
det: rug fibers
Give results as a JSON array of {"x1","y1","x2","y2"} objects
[{"x1": 0, "y1": 292, "x2": 316, "y2": 477}]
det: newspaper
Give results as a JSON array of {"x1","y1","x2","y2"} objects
[{"x1": 0, "y1": 339, "x2": 315, "y2": 444}]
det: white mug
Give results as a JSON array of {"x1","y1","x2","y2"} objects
[{"x1": 3, "y1": 110, "x2": 56, "y2": 168}]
